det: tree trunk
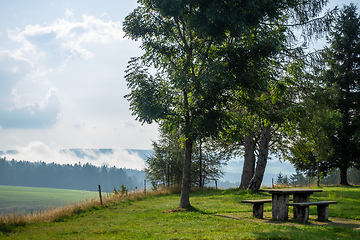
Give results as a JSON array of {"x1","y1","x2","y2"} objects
[
  {"x1": 248, "y1": 123, "x2": 271, "y2": 192},
  {"x1": 339, "y1": 166, "x2": 350, "y2": 185},
  {"x1": 179, "y1": 138, "x2": 193, "y2": 209},
  {"x1": 240, "y1": 127, "x2": 255, "y2": 189},
  {"x1": 199, "y1": 141, "x2": 203, "y2": 188}
]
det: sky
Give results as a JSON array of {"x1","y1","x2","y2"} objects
[{"x1": 0, "y1": 0, "x2": 356, "y2": 170}]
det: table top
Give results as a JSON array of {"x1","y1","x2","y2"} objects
[{"x1": 259, "y1": 188, "x2": 323, "y2": 194}]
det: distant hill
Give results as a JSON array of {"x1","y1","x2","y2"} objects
[
  {"x1": 1, "y1": 148, "x2": 295, "y2": 189},
  {"x1": 126, "y1": 149, "x2": 153, "y2": 160}
]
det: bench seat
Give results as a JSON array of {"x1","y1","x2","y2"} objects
[
  {"x1": 287, "y1": 201, "x2": 338, "y2": 222},
  {"x1": 241, "y1": 199, "x2": 272, "y2": 204},
  {"x1": 241, "y1": 199, "x2": 272, "y2": 219}
]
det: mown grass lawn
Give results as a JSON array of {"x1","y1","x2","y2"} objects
[{"x1": 1, "y1": 186, "x2": 359, "y2": 239}]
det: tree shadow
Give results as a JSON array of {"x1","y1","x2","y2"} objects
[
  {"x1": 214, "y1": 212, "x2": 360, "y2": 230},
  {"x1": 162, "y1": 205, "x2": 209, "y2": 215}
]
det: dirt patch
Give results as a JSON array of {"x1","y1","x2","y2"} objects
[{"x1": 162, "y1": 208, "x2": 188, "y2": 214}]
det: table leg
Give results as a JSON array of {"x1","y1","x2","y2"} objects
[
  {"x1": 272, "y1": 194, "x2": 289, "y2": 220},
  {"x1": 293, "y1": 194, "x2": 310, "y2": 219}
]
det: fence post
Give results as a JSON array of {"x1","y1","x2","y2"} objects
[
  {"x1": 144, "y1": 179, "x2": 146, "y2": 195},
  {"x1": 98, "y1": 185, "x2": 103, "y2": 205}
]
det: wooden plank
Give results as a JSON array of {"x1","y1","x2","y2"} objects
[
  {"x1": 287, "y1": 201, "x2": 338, "y2": 207},
  {"x1": 241, "y1": 199, "x2": 272, "y2": 204}
]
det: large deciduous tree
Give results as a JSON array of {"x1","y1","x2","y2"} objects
[
  {"x1": 123, "y1": 0, "x2": 333, "y2": 205},
  {"x1": 123, "y1": 0, "x2": 296, "y2": 207}
]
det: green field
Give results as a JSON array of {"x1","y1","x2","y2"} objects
[
  {"x1": 1, "y1": 186, "x2": 360, "y2": 239},
  {"x1": 0, "y1": 185, "x2": 98, "y2": 215}
]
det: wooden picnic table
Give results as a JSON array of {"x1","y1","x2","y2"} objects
[{"x1": 259, "y1": 188, "x2": 323, "y2": 220}]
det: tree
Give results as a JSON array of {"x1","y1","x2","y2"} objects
[
  {"x1": 279, "y1": 4, "x2": 360, "y2": 186},
  {"x1": 320, "y1": 4, "x2": 360, "y2": 185},
  {"x1": 123, "y1": 0, "x2": 302, "y2": 207},
  {"x1": 145, "y1": 125, "x2": 185, "y2": 188},
  {"x1": 191, "y1": 139, "x2": 229, "y2": 187},
  {"x1": 145, "y1": 124, "x2": 228, "y2": 189},
  {"x1": 276, "y1": 172, "x2": 285, "y2": 185},
  {"x1": 285, "y1": 79, "x2": 342, "y2": 185},
  {"x1": 289, "y1": 170, "x2": 308, "y2": 187}
]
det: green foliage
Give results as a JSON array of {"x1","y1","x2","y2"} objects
[
  {"x1": 113, "y1": 184, "x2": 129, "y2": 195},
  {"x1": 120, "y1": 184, "x2": 128, "y2": 195}
]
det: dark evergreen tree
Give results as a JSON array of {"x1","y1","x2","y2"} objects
[
  {"x1": 289, "y1": 170, "x2": 308, "y2": 187},
  {"x1": 321, "y1": 4, "x2": 360, "y2": 185}
]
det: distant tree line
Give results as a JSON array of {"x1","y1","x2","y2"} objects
[
  {"x1": 0, "y1": 157, "x2": 144, "y2": 192},
  {"x1": 275, "y1": 168, "x2": 360, "y2": 187}
]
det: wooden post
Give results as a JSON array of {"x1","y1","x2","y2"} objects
[
  {"x1": 98, "y1": 185, "x2": 103, "y2": 205},
  {"x1": 144, "y1": 179, "x2": 146, "y2": 195},
  {"x1": 272, "y1": 178, "x2": 274, "y2": 188}
]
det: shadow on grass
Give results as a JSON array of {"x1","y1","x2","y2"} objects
[{"x1": 215, "y1": 212, "x2": 360, "y2": 230}]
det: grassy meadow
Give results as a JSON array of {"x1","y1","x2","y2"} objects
[
  {"x1": 0, "y1": 185, "x2": 98, "y2": 216},
  {"x1": 0, "y1": 186, "x2": 360, "y2": 239}
]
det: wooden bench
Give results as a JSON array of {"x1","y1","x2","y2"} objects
[
  {"x1": 241, "y1": 199, "x2": 271, "y2": 219},
  {"x1": 241, "y1": 199, "x2": 294, "y2": 219},
  {"x1": 287, "y1": 201, "x2": 338, "y2": 223}
]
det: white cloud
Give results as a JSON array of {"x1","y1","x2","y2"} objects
[
  {"x1": 0, "y1": 2, "x2": 159, "y2": 150},
  {"x1": 0, "y1": 10, "x2": 125, "y2": 129},
  {"x1": 0, "y1": 88, "x2": 61, "y2": 128},
  {"x1": 7, "y1": 10, "x2": 124, "y2": 64},
  {"x1": 65, "y1": 9, "x2": 74, "y2": 18},
  {"x1": 2, "y1": 141, "x2": 146, "y2": 170}
]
